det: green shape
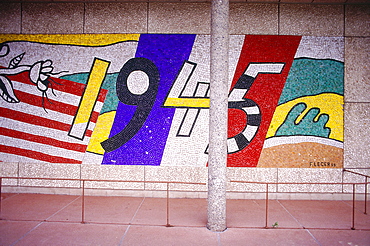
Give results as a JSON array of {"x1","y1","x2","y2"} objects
[
  {"x1": 61, "y1": 73, "x2": 119, "y2": 114},
  {"x1": 279, "y1": 58, "x2": 343, "y2": 105},
  {"x1": 275, "y1": 103, "x2": 331, "y2": 138}
]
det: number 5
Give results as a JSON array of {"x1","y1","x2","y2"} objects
[{"x1": 226, "y1": 63, "x2": 285, "y2": 153}]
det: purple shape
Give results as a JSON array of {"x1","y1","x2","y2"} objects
[{"x1": 102, "y1": 34, "x2": 196, "y2": 165}]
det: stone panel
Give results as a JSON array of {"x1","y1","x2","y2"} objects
[
  {"x1": 277, "y1": 168, "x2": 343, "y2": 193},
  {"x1": 344, "y1": 37, "x2": 370, "y2": 102},
  {"x1": 230, "y1": 3, "x2": 278, "y2": 35},
  {"x1": 0, "y1": 3, "x2": 21, "y2": 34},
  {"x1": 148, "y1": 3, "x2": 211, "y2": 34},
  {"x1": 81, "y1": 164, "x2": 145, "y2": 190},
  {"x1": 0, "y1": 162, "x2": 18, "y2": 186},
  {"x1": 19, "y1": 163, "x2": 80, "y2": 188},
  {"x1": 227, "y1": 167, "x2": 278, "y2": 193},
  {"x1": 280, "y1": 4, "x2": 344, "y2": 36},
  {"x1": 85, "y1": 3, "x2": 147, "y2": 34},
  {"x1": 22, "y1": 3, "x2": 84, "y2": 34},
  {"x1": 345, "y1": 4, "x2": 370, "y2": 37},
  {"x1": 344, "y1": 103, "x2": 370, "y2": 168},
  {"x1": 144, "y1": 166, "x2": 207, "y2": 191}
]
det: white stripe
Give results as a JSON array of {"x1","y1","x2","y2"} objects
[
  {"x1": 243, "y1": 125, "x2": 259, "y2": 142},
  {"x1": 0, "y1": 152, "x2": 49, "y2": 164},
  {"x1": 0, "y1": 101, "x2": 74, "y2": 125},
  {"x1": 1, "y1": 95, "x2": 103, "y2": 128},
  {"x1": 1, "y1": 118, "x2": 90, "y2": 145},
  {"x1": 263, "y1": 136, "x2": 343, "y2": 149},
  {"x1": 0, "y1": 135, "x2": 85, "y2": 161},
  {"x1": 69, "y1": 122, "x2": 88, "y2": 139},
  {"x1": 295, "y1": 36, "x2": 344, "y2": 62},
  {"x1": 227, "y1": 138, "x2": 239, "y2": 153},
  {"x1": 11, "y1": 80, "x2": 82, "y2": 105},
  {"x1": 93, "y1": 101, "x2": 104, "y2": 114},
  {"x1": 178, "y1": 109, "x2": 199, "y2": 136},
  {"x1": 194, "y1": 82, "x2": 209, "y2": 97},
  {"x1": 229, "y1": 35, "x2": 245, "y2": 91},
  {"x1": 228, "y1": 89, "x2": 246, "y2": 102},
  {"x1": 167, "y1": 62, "x2": 196, "y2": 98},
  {"x1": 243, "y1": 106, "x2": 260, "y2": 115},
  {"x1": 69, "y1": 102, "x2": 102, "y2": 139},
  {"x1": 245, "y1": 63, "x2": 285, "y2": 78}
]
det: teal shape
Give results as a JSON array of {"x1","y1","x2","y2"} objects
[
  {"x1": 279, "y1": 58, "x2": 343, "y2": 105},
  {"x1": 275, "y1": 103, "x2": 331, "y2": 138},
  {"x1": 61, "y1": 73, "x2": 119, "y2": 114}
]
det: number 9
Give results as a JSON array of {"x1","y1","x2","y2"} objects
[{"x1": 101, "y1": 57, "x2": 160, "y2": 153}]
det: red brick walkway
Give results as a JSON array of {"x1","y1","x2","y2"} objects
[{"x1": 1, "y1": 193, "x2": 369, "y2": 245}]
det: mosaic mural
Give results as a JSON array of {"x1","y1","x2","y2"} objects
[{"x1": 0, "y1": 34, "x2": 344, "y2": 168}]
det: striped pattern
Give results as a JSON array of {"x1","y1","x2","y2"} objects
[
  {"x1": 226, "y1": 63, "x2": 285, "y2": 154},
  {"x1": 0, "y1": 71, "x2": 107, "y2": 164}
]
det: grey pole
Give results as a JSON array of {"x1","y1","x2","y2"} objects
[{"x1": 207, "y1": 0, "x2": 229, "y2": 232}]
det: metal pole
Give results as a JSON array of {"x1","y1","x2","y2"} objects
[
  {"x1": 365, "y1": 177, "x2": 368, "y2": 215},
  {"x1": 265, "y1": 183, "x2": 269, "y2": 228},
  {"x1": 82, "y1": 180, "x2": 85, "y2": 224},
  {"x1": 166, "y1": 182, "x2": 170, "y2": 227},
  {"x1": 207, "y1": 0, "x2": 229, "y2": 232},
  {"x1": 351, "y1": 184, "x2": 355, "y2": 230},
  {"x1": 0, "y1": 178, "x2": 2, "y2": 219}
]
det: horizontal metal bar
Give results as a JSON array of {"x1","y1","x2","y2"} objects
[
  {"x1": 343, "y1": 169, "x2": 370, "y2": 179},
  {"x1": 0, "y1": 176, "x2": 206, "y2": 185},
  {"x1": 230, "y1": 181, "x2": 370, "y2": 185}
]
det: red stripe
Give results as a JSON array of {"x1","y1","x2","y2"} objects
[
  {"x1": 14, "y1": 90, "x2": 79, "y2": 116},
  {"x1": 8, "y1": 71, "x2": 107, "y2": 102},
  {"x1": 90, "y1": 111, "x2": 100, "y2": 123},
  {"x1": 1, "y1": 108, "x2": 95, "y2": 138},
  {"x1": 8, "y1": 71, "x2": 86, "y2": 97},
  {"x1": 97, "y1": 89, "x2": 107, "y2": 102},
  {"x1": 85, "y1": 130, "x2": 93, "y2": 138},
  {"x1": 1, "y1": 108, "x2": 71, "y2": 132},
  {"x1": 227, "y1": 35, "x2": 302, "y2": 167},
  {"x1": 0, "y1": 145, "x2": 81, "y2": 164},
  {"x1": 0, "y1": 127, "x2": 87, "y2": 153}
]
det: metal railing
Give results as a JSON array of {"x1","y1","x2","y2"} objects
[
  {"x1": 1, "y1": 175, "x2": 369, "y2": 229},
  {"x1": 230, "y1": 180, "x2": 369, "y2": 230},
  {"x1": 343, "y1": 168, "x2": 370, "y2": 215},
  {"x1": 0, "y1": 176, "x2": 206, "y2": 227}
]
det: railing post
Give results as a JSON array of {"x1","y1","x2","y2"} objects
[
  {"x1": 365, "y1": 177, "x2": 368, "y2": 215},
  {"x1": 351, "y1": 183, "x2": 355, "y2": 230},
  {"x1": 265, "y1": 183, "x2": 269, "y2": 229},
  {"x1": 0, "y1": 178, "x2": 2, "y2": 219},
  {"x1": 166, "y1": 182, "x2": 171, "y2": 227},
  {"x1": 82, "y1": 180, "x2": 85, "y2": 224}
]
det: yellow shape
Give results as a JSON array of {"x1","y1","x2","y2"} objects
[
  {"x1": 0, "y1": 34, "x2": 140, "y2": 46},
  {"x1": 87, "y1": 111, "x2": 116, "y2": 155},
  {"x1": 75, "y1": 58, "x2": 110, "y2": 125},
  {"x1": 163, "y1": 97, "x2": 210, "y2": 108},
  {"x1": 266, "y1": 93, "x2": 344, "y2": 142}
]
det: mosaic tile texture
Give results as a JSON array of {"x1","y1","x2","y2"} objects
[{"x1": 0, "y1": 34, "x2": 344, "y2": 169}]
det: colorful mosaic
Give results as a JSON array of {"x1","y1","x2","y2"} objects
[{"x1": 0, "y1": 34, "x2": 344, "y2": 168}]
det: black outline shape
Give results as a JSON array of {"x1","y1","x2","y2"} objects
[
  {"x1": 68, "y1": 57, "x2": 111, "y2": 141},
  {"x1": 101, "y1": 57, "x2": 159, "y2": 153}
]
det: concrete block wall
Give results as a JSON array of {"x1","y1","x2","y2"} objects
[{"x1": 0, "y1": 1, "x2": 369, "y2": 199}]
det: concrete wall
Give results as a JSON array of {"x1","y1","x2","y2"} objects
[{"x1": 0, "y1": 1, "x2": 369, "y2": 199}]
